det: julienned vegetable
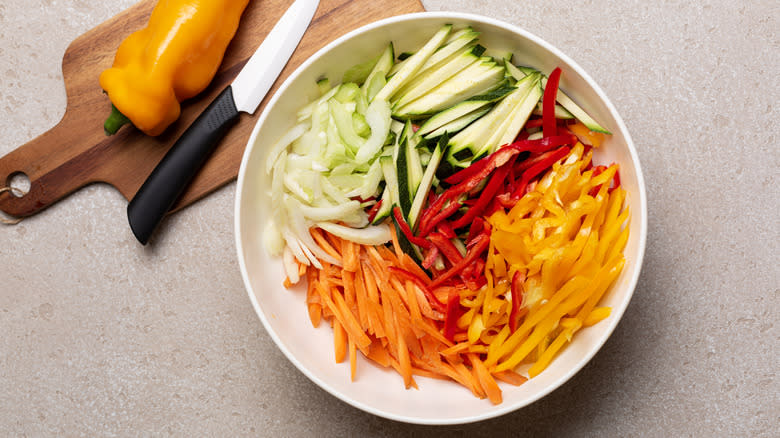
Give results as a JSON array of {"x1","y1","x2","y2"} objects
[
  {"x1": 100, "y1": 0, "x2": 249, "y2": 136},
  {"x1": 264, "y1": 24, "x2": 628, "y2": 404}
]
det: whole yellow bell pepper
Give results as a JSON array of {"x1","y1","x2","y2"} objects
[{"x1": 100, "y1": 0, "x2": 250, "y2": 136}]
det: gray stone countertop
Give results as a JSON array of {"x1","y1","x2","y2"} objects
[{"x1": 1, "y1": 0, "x2": 777, "y2": 436}]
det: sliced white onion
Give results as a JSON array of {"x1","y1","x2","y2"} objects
[
  {"x1": 284, "y1": 172, "x2": 312, "y2": 203},
  {"x1": 266, "y1": 122, "x2": 308, "y2": 174},
  {"x1": 315, "y1": 221, "x2": 392, "y2": 245},
  {"x1": 281, "y1": 226, "x2": 310, "y2": 266},
  {"x1": 285, "y1": 198, "x2": 340, "y2": 266},
  {"x1": 282, "y1": 246, "x2": 300, "y2": 284},
  {"x1": 297, "y1": 199, "x2": 363, "y2": 222},
  {"x1": 295, "y1": 233, "x2": 323, "y2": 270}
]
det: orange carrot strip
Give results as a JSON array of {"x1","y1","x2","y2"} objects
[
  {"x1": 333, "y1": 320, "x2": 347, "y2": 363},
  {"x1": 440, "y1": 342, "x2": 471, "y2": 356},
  {"x1": 389, "y1": 358, "x2": 419, "y2": 390},
  {"x1": 402, "y1": 323, "x2": 424, "y2": 360},
  {"x1": 412, "y1": 284, "x2": 437, "y2": 320},
  {"x1": 349, "y1": 338, "x2": 357, "y2": 381},
  {"x1": 404, "y1": 281, "x2": 424, "y2": 328},
  {"x1": 378, "y1": 281, "x2": 398, "y2": 349},
  {"x1": 418, "y1": 333, "x2": 442, "y2": 362},
  {"x1": 342, "y1": 238, "x2": 359, "y2": 272},
  {"x1": 354, "y1": 264, "x2": 370, "y2": 331},
  {"x1": 324, "y1": 231, "x2": 344, "y2": 254},
  {"x1": 306, "y1": 269, "x2": 322, "y2": 328},
  {"x1": 469, "y1": 353, "x2": 503, "y2": 405},
  {"x1": 307, "y1": 303, "x2": 321, "y2": 328},
  {"x1": 389, "y1": 223, "x2": 404, "y2": 259},
  {"x1": 362, "y1": 258, "x2": 381, "y2": 303},
  {"x1": 366, "y1": 340, "x2": 392, "y2": 367},
  {"x1": 375, "y1": 244, "x2": 402, "y2": 268},
  {"x1": 415, "y1": 357, "x2": 471, "y2": 389},
  {"x1": 410, "y1": 366, "x2": 450, "y2": 381},
  {"x1": 400, "y1": 253, "x2": 432, "y2": 285},
  {"x1": 343, "y1": 270, "x2": 357, "y2": 315},
  {"x1": 311, "y1": 228, "x2": 342, "y2": 260},
  {"x1": 314, "y1": 280, "x2": 369, "y2": 353},
  {"x1": 449, "y1": 358, "x2": 485, "y2": 399},
  {"x1": 493, "y1": 370, "x2": 529, "y2": 386},
  {"x1": 360, "y1": 264, "x2": 386, "y2": 338},
  {"x1": 330, "y1": 287, "x2": 372, "y2": 352},
  {"x1": 397, "y1": 322, "x2": 414, "y2": 389}
]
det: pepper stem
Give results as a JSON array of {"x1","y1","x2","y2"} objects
[{"x1": 104, "y1": 104, "x2": 130, "y2": 135}]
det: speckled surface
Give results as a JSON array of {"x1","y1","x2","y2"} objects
[{"x1": 0, "y1": 0, "x2": 777, "y2": 436}]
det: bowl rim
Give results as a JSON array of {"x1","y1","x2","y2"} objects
[{"x1": 235, "y1": 11, "x2": 647, "y2": 425}]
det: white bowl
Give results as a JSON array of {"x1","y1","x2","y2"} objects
[{"x1": 235, "y1": 12, "x2": 647, "y2": 425}]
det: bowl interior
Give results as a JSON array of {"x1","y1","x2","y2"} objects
[{"x1": 235, "y1": 12, "x2": 646, "y2": 425}]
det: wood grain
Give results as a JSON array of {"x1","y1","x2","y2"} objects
[{"x1": 0, "y1": 0, "x2": 424, "y2": 218}]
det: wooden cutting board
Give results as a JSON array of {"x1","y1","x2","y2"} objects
[{"x1": 0, "y1": 0, "x2": 424, "y2": 218}]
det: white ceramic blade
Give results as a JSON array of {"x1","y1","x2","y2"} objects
[{"x1": 231, "y1": 0, "x2": 319, "y2": 114}]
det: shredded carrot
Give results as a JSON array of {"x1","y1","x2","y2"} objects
[
  {"x1": 333, "y1": 320, "x2": 347, "y2": 363},
  {"x1": 349, "y1": 338, "x2": 357, "y2": 381},
  {"x1": 289, "y1": 141, "x2": 628, "y2": 403},
  {"x1": 493, "y1": 370, "x2": 528, "y2": 386},
  {"x1": 469, "y1": 353, "x2": 502, "y2": 405},
  {"x1": 311, "y1": 228, "x2": 342, "y2": 260}
]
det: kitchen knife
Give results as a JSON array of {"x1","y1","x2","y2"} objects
[{"x1": 127, "y1": 0, "x2": 320, "y2": 245}]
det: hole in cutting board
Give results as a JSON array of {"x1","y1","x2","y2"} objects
[{"x1": 7, "y1": 172, "x2": 30, "y2": 197}]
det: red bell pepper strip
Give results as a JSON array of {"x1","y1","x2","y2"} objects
[
  {"x1": 443, "y1": 289, "x2": 462, "y2": 341},
  {"x1": 610, "y1": 168, "x2": 621, "y2": 193},
  {"x1": 509, "y1": 270, "x2": 526, "y2": 332},
  {"x1": 421, "y1": 246, "x2": 440, "y2": 270},
  {"x1": 351, "y1": 195, "x2": 376, "y2": 203},
  {"x1": 524, "y1": 117, "x2": 544, "y2": 129},
  {"x1": 509, "y1": 133, "x2": 577, "y2": 155},
  {"x1": 515, "y1": 146, "x2": 567, "y2": 173},
  {"x1": 543, "y1": 67, "x2": 562, "y2": 138},
  {"x1": 436, "y1": 221, "x2": 456, "y2": 239},
  {"x1": 417, "y1": 193, "x2": 450, "y2": 235},
  {"x1": 510, "y1": 146, "x2": 571, "y2": 200},
  {"x1": 443, "y1": 144, "x2": 519, "y2": 185},
  {"x1": 460, "y1": 256, "x2": 486, "y2": 284},
  {"x1": 421, "y1": 146, "x2": 521, "y2": 235},
  {"x1": 387, "y1": 266, "x2": 446, "y2": 312},
  {"x1": 366, "y1": 199, "x2": 383, "y2": 223},
  {"x1": 442, "y1": 156, "x2": 490, "y2": 186},
  {"x1": 427, "y1": 233, "x2": 464, "y2": 266},
  {"x1": 466, "y1": 217, "x2": 488, "y2": 243},
  {"x1": 514, "y1": 129, "x2": 531, "y2": 142},
  {"x1": 449, "y1": 158, "x2": 515, "y2": 230},
  {"x1": 418, "y1": 198, "x2": 462, "y2": 237},
  {"x1": 392, "y1": 206, "x2": 432, "y2": 249},
  {"x1": 431, "y1": 233, "x2": 490, "y2": 288},
  {"x1": 588, "y1": 165, "x2": 607, "y2": 196},
  {"x1": 588, "y1": 164, "x2": 621, "y2": 196}
]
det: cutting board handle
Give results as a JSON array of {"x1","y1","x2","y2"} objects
[{"x1": 0, "y1": 114, "x2": 113, "y2": 218}]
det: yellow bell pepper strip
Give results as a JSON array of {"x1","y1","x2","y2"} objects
[
  {"x1": 567, "y1": 120, "x2": 605, "y2": 147},
  {"x1": 100, "y1": 0, "x2": 250, "y2": 136},
  {"x1": 478, "y1": 146, "x2": 629, "y2": 376}
]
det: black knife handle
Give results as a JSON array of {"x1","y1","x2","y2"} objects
[{"x1": 127, "y1": 85, "x2": 240, "y2": 245}]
